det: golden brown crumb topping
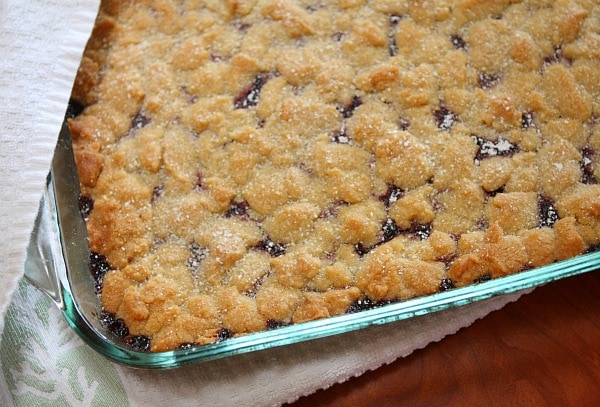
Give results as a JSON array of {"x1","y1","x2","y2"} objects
[{"x1": 70, "y1": 0, "x2": 600, "y2": 352}]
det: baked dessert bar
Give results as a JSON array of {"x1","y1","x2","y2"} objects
[{"x1": 68, "y1": 0, "x2": 600, "y2": 352}]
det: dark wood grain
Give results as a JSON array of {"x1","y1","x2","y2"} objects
[{"x1": 289, "y1": 272, "x2": 600, "y2": 407}]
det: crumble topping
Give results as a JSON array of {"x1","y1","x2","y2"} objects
[{"x1": 70, "y1": 0, "x2": 600, "y2": 352}]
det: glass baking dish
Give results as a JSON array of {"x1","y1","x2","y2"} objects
[{"x1": 24, "y1": 121, "x2": 600, "y2": 369}]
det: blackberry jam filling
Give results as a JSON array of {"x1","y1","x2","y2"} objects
[
  {"x1": 380, "y1": 184, "x2": 404, "y2": 207},
  {"x1": 233, "y1": 19, "x2": 251, "y2": 33},
  {"x1": 439, "y1": 278, "x2": 456, "y2": 292},
  {"x1": 65, "y1": 99, "x2": 85, "y2": 119},
  {"x1": 477, "y1": 73, "x2": 501, "y2": 89},
  {"x1": 543, "y1": 46, "x2": 572, "y2": 66},
  {"x1": 581, "y1": 146, "x2": 596, "y2": 184},
  {"x1": 346, "y1": 297, "x2": 394, "y2": 314},
  {"x1": 331, "y1": 130, "x2": 351, "y2": 144},
  {"x1": 352, "y1": 217, "x2": 422, "y2": 256},
  {"x1": 151, "y1": 185, "x2": 164, "y2": 204},
  {"x1": 338, "y1": 95, "x2": 363, "y2": 119},
  {"x1": 181, "y1": 85, "x2": 198, "y2": 104},
  {"x1": 246, "y1": 275, "x2": 268, "y2": 298},
  {"x1": 381, "y1": 218, "x2": 399, "y2": 243},
  {"x1": 89, "y1": 252, "x2": 111, "y2": 283},
  {"x1": 100, "y1": 310, "x2": 129, "y2": 338},
  {"x1": 178, "y1": 342, "x2": 199, "y2": 350},
  {"x1": 78, "y1": 195, "x2": 94, "y2": 219},
  {"x1": 473, "y1": 136, "x2": 519, "y2": 160},
  {"x1": 538, "y1": 195, "x2": 559, "y2": 227},
  {"x1": 126, "y1": 335, "x2": 151, "y2": 352},
  {"x1": 267, "y1": 320, "x2": 290, "y2": 330},
  {"x1": 474, "y1": 274, "x2": 492, "y2": 284},
  {"x1": 258, "y1": 238, "x2": 286, "y2": 257},
  {"x1": 354, "y1": 243, "x2": 370, "y2": 257},
  {"x1": 521, "y1": 112, "x2": 534, "y2": 130},
  {"x1": 587, "y1": 244, "x2": 600, "y2": 253},
  {"x1": 226, "y1": 200, "x2": 251, "y2": 218},
  {"x1": 388, "y1": 15, "x2": 401, "y2": 56},
  {"x1": 187, "y1": 242, "x2": 208, "y2": 272},
  {"x1": 398, "y1": 116, "x2": 411, "y2": 131},
  {"x1": 485, "y1": 186, "x2": 506, "y2": 198},
  {"x1": 215, "y1": 328, "x2": 234, "y2": 342},
  {"x1": 234, "y1": 72, "x2": 272, "y2": 109},
  {"x1": 193, "y1": 170, "x2": 205, "y2": 191},
  {"x1": 320, "y1": 201, "x2": 346, "y2": 219},
  {"x1": 476, "y1": 217, "x2": 490, "y2": 230},
  {"x1": 434, "y1": 106, "x2": 458, "y2": 131},
  {"x1": 131, "y1": 110, "x2": 151, "y2": 130},
  {"x1": 406, "y1": 222, "x2": 432, "y2": 240},
  {"x1": 450, "y1": 35, "x2": 467, "y2": 50}
]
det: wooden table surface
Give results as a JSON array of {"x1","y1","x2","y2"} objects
[{"x1": 289, "y1": 271, "x2": 600, "y2": 407}]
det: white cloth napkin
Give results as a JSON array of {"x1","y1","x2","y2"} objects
[
  {"x1": 1, "y1": 277, "x2": 527, "y2": 407},
  {"x1": 0, "y1": 2, "x2": 529, "y2": 406},
  {"x1": 0, "y1": 0, "x2": 101, "y2": 330}
]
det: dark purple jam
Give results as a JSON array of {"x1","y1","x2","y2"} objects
[
  {"x1": 226, "y1": 200, "x2": 251, "y2": 218},
  {"x1": 338, "y1": 95, "x2": 363, "y2": 119},
  {"x1": 320, "y1": 201, "x2": 346, "y2": 219},
  {"x1": 477, "y1": 73, "x2": 501, "y2": 89},
  {"x1": 381, "y1": 218, "x2": 400, "y2": 243},
  {"x1": 484, "y1": 186, "x2": 506, "y2": 199},
  {"x1": 258, "y1": 238, "x2": 286, "y2": 257},
  {"x1": 246, "y1": 274, "x2": 268, "y2": 298},
  {"x1": 78, "y1": 195, "x2": 94, "y2": 219},
  {"x1": 354, "y1": 243, "x2": 371, "y2": 257},
  {"x1": 100, "y1": 310, "x2": 129, "y2": 339},
  {"x1": 439, "y1": 278, "x2": 456, "y2": 292},
  {"x1": 434, "y1": 106, "x2": 458, "y2": 131},
  {"x1": 587, "y1": 244, "x2": 600, "y2": 253},
  {"x1": 521, "y1": 112, "x2": 534, "y2": 130},
  {"x1": 581, "y1": 146, "x2": 596, "y2": 184},
  {"x1": 406, "y1": 222, "x2": 432, "y2": 240},
  {"x1": 151, "y1": 185, "x2": 164, "y2": 204},
  {"x1": 125, "y1": 335, "x2": 151, "y2": 352},
  {"x1": 543, "y1": 46, "x2": 572, "y2": 66},
  {"x1": 472, "y1": 135, "x2": 519, "y2": 161},
  {"x1": 476, "y1": 217, "x2": 490, "y2": 231},
  {"x1": 100, "y1": 311, "x2": 151, "y2": 352},
  {"x1": 187, "y1": 242, "x2": 208, "y2": 272},
  {"x1": 65, "y1": 99, "x2": 85, "y2": 119},
  {"x1": 131, "y1": 110, "x2": 151, "y2": 130},
  {"x1": 193, "y1": 171, "x2": 204, "y2": 191},
  {"x1": 234, "y1": 72, "x2": 272, "y2": 109},
  {"x1": 398, "y1": 116, "x2": 411, "y2": 131},
  {"x1": 388, "y1": 32, "x2": 398, "y2": 56},
  {"x1": 390, "y1": 14, "x2": 402, "y2": 26},
  {"x1": 215, "y1": 328, "x2": 234, "y2": 342},
  {"x1": 331, "y1": 130, "x2": 351, "y2": 144},
  {"x1": 346, "y1": 297, "x2": 394, "y2": 314},
  {"x1": 332, "y1": 32, "x2": 345, "y2": 42},
  {"x1": 267, "y1": 320, "x2": 290, "y2": 330},
  {"x1": 538, "y1": 195, "x2": 559, "y2": 228},
  {"x1": 380, "y1": 184, "x2": 404, "y2": 207},
  {"x1": 89, "y1": 252, "x2": 111, "y2": 282},
  {"x1": 233, "y1": 19, "x2": 251, "y2": 32},
  {"x1": 451, "y1": 35, "x2": 467, "y2": 50},
  {"x1": 474, "y1": 274, "x2": 492, "y2": 284}
]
